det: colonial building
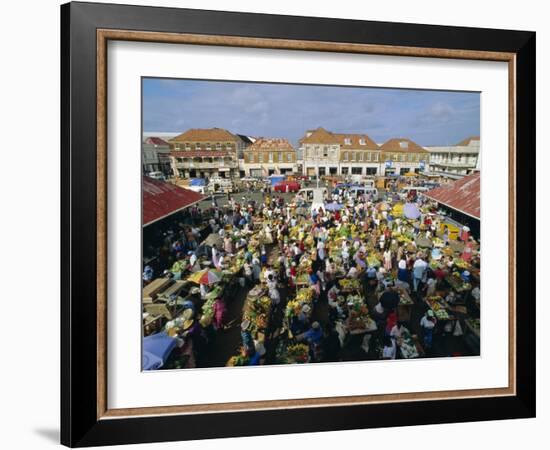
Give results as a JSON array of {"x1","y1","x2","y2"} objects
[
  {"x1": 243, "y1": 138, "x2": 297, "y2": 177},
  {"x1": 168, "y1": 128, "x2": 247, "y2": 179},
  {"x1": 425, "y1": 136, "x2": 480, "y2": 179},
  {"x1": 142, "y1": 137, "x2": 172, "y2": 176},
  {"x1": 379, "y1": 138, "x2": 430, "y2": 175},
  {"x1": 300, "y1": 127, "x2": 381, "y2": 177}
]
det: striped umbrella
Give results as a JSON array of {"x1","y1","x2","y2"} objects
[{"x1": 187, "y1": 269, "x2": 223, "y2": 285}]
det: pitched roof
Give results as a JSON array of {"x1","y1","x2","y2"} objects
[
  {"x1": 246, "y1": 137, "x2": 295, "y2": 152},
  {"x1": 170, "y1": 128, "x2": 240, "y2": 143},
  {"x1": 380, "y1": 138, "x2": 429, "y2": 153},
  {"x1": 423, "y1": 172, "x2": 480, "y2": 219},
  {"x1": 334, "y1": 133, "x2": 378, "y2": 148},
  {"x1": 300, "y1": 127, "x2": 378, "y2": 148},
  {"x1": 455, "y1": 136, "x2": 480, "y2": 147},
  {"x1": 143, "y1": 177, "x2": 204, "y2": 226},
  {"x1": 144, "y1": 137, "x2": 170, "y2": 146}
]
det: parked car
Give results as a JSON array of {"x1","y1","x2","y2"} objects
[
  {"x1": 273, "y1": 180, "x2": 300, "y2": 193},
  {"x1": 148, "y1": 171, "x2": 166, "y2": 181}
]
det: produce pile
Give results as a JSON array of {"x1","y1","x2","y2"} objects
[
  {"x1": 399, "y1": 330, "x2": 420, "y2": 359},
  {"x1": 447, "y1": 271, "x2": 472, "y2": 292},
  {"x1": 345, "y1": 294, "x2": 372, "y2": 332},
  {"x1": 426, "y1": 296, "x2": 450, "y2": 320},
  {"x1": 276, "y1": 342, "x2": 309, "y2": 364},
  {"x1": 466, "y1": 317, "x2": 480, "y2": 333},
  {"x1": 339, "y1": 278, "x2": 362, "y2": 292},
  {"x1": 243, "y1": 295, "x2": 271, "y2": 337},
  {"x1": 285, "y1": 287, "x2": 314, "y2": 319},
  {"x1": 226, "y1": 350, "x2": 250, "y2": 367}
]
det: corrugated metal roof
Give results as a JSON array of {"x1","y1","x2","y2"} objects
[
  {"x1": 424, "y1": 172, "x2": 480, "y2": 219},
  {"x1": 143, "y1": 177, "x2": 204, "y2": 226}
]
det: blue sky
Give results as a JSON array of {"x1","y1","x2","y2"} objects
[{"x1": 143, "y1": 78, "x2": 480, "y2": 147}]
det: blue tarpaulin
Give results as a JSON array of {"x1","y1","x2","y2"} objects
[
  {"x1": 189, "y1": 178, "x2": 206, "y2": 186},
  {"x1": 142, "y1": 332, "x2": 177, "y2": 370},
  {"x1": 269, "y1": 175, "x2": 285, "y2": 186}
]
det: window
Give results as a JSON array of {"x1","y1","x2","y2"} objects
[
  {"x1": 408, "y1": 153, "x2": 413, "y2": 162},
  {"x1": 366, "y1": 167, "x2": 377, "y2": 175},
  {"x1": 343, "y1": 152, "x2": 349, "y2": 161},
  {"x1": 399, "y1": 141, "x2": 409, "y2": 149},
  {"x1": 206, "y1": 143, "x2": 211, "y2": 151},
  {"x1": 287, "y1": 153, "x2": 292, "y2": 162},
  {"x1": 259, "y1": 153, "x2": 264, "y2": 163},
  {"x1": 351, "y1": 167, "x2": 362, "y2": 175},
  {"x1": 351, "y1": 152, "x2": 356, "y2": 161},
  {"x1": 185, "y1": 145, "x2": 191, "y2": 151},
  {"x1": 341, "y1": 167, "x2": 349, "y2": 175},
  {"x1": 366, "y1": 152, "x2": 371, "y2": 161},
  {"x1": 216, "y1": 143, "x2": 222, "y2": 151},
  {"x1": 400, "y1": 154, "x2": 405, "y2": 162},
  {"x1": 374, "y1": 153, "x2": 379, "y2": 161},
  {"x1": 323, "y1": 146, "x2": 328, "y2": 157},
  {"x1": 359, "y1": 138, "x2": 366, "y2": 145},
  {"x1": 278, "y1": 152, "x2": 283, "y2": 162},
  {"x1": 269, "y1": 152, "x2": 273, "y2": 162},
  {"x1": 344, "y1": 138, "x2": 351, "y2": 145},
  {"x1": 359, "y1": 152, "x2": 364, "y2": 162},
  {"x1": 318, "y1": 167, "x2": 326, "y2": 176},
  {"x1": 315, "y1": 146, "x2": 321, "y2": 157},
  {"x1": 393, "y1": 153, "x2": 398, "y2": 161},
  {"x1": 195, "y1": 143, "x2": 201, "y2": 150}
]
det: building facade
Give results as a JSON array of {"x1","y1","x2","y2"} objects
[
  {"x1": 168, "y1": 128, "x2": 247, "y2": 179},
  {"x1": 379, "y1": 138, "x2": 430, "y2": 176},
  {"x1": 425, "y1": 136, "x2": 480, "y2": 179},
  {"x1": 300, "y1": 127, "x2": 381, "y2": 177},
  {"x1": 243, "y1": 138, "x2": 297, "y2": 177},
  {"x1": 142, "y1": 137, "x2": 172, "y2": 176}
]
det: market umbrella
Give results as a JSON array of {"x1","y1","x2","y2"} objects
[
  {"x1": 187, "y1": 269, "x2": 223, "y2": 285},
  {"x1": 380, "y1": 290, "x2": 400, "y2": 310},
  {"x1": 142, "y1": 332, "x2": 177, "y2": 370},
  {"x1": 324, "y1": 202, "x2": 343, "y2": 211},
  {"x1": 403, "y1": 202, "x2": 421, "y2": 220}
]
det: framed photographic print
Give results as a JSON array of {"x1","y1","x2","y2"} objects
[{"x1": 61, "y1": 1, "x2": 536, "y2": 447}]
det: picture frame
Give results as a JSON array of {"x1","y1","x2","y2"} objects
[{"x1": 61, "y1": 1, "x2": 536, "y2": 447}]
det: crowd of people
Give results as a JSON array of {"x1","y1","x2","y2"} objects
[{"x1": 143, "y1": 180, "x2": 481, "y2": 369}]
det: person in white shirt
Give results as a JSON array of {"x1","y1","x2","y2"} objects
[
  {"x1": 382, "y1": 336, "x2": 397, "y2": 360},
  {"x1": 420, "y1": 310, "x2": 437, "y2": 349}
]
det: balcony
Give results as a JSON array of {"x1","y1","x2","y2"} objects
[{"x1": 173, "y1": 157, "x2": 237, "y2": 169}]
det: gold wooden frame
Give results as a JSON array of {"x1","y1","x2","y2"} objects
[{"x1": 96, "y1": 29, "x2": 516, "y2": 420}]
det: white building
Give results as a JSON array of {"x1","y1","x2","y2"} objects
[
  {"x1": 142, "y1": 137, "x2": 172, "y2": 176},
  {"x1": 425, "y1": 136, "x2": 480, "y2": 179}
]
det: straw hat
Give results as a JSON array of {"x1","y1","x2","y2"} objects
[{"x1": 182, "y1": 308, "x2": 195, "y2": 328}]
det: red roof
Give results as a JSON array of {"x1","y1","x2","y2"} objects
[
  {"x1": 424, "y1": 172, "x2": 480, "y2": 219},
  {"x1": 144, "y1": 137, "x2": 170, "y2": 146},
  {"x1": 143, "y1": 177, "x2": 204, "y2": 226}
]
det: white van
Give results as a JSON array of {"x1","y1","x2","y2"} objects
[
  {"x1": 207, "y1": 177, "x2": 235, "y2": 194},
  {"x1": 148, "y1": 171, "x2": 166, "y2": 181},
  {"x1": 298, "y1": 187, "x2": 327, "y2": 202},
  {"x1": 349, "y1": 186, "x2": 378, "y2": 201}
]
